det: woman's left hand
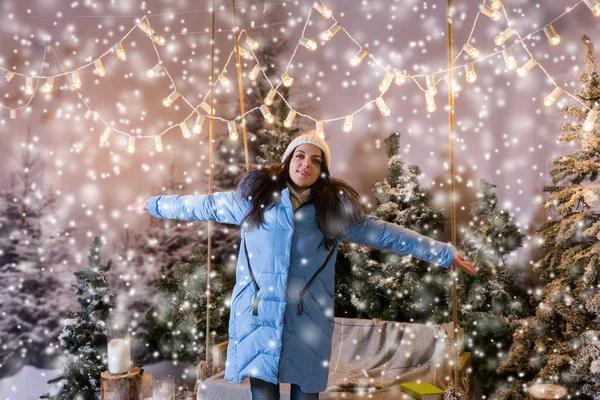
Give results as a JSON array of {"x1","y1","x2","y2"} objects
[{"x1": 450, "y1": 252, "x2": 477, "y2": 276}]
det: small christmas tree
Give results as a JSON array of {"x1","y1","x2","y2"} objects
[
  {"x1": 336, "y1": 132, "x2": 449, "y2": 322},
  {"x1": 0, "y1": 131, "x2": 72, "y2": 378},
  {"x1": 494, "y1": 35, "x2": 600, "y2": 399},
  {"x1": 145, "y1": 248, "x2": 235, "y2": 364},
  {"x1": 41, "y1": 237, "x2": 115, "y2": 400},
  {"x1": 434, "y1": 179, "x2": 528, "y2": 394}
]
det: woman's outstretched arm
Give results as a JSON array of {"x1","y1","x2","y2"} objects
[
  {"x1": 341, "y1": 216, "x2": 476, "y2": 275},
  {"x1": 127, "y1": 192, "x2": 251, "y2": 226}
]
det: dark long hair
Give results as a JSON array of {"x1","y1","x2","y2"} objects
[{"x1": 237, "y1": 152, "x2": 365, "y2": 249}]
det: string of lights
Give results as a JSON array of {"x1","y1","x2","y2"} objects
[{"x1": 1, "y1": 0, "x2": 599, "y2": 152}]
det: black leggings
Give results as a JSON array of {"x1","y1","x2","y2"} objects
[{"x1": 249, "y1": 377, "x2": 319, "y2": 400}]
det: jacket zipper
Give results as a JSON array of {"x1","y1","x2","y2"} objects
[
  {"x1": 297, "y1": 242, "x2": 337, "y2": 315},
  {"x1": 243, "y1": 238, "x2": 260, "y2": 316},
  {"x1": 294, "y1": 200, "x2": 313, "y2": 213}
]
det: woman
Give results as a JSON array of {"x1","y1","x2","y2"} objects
[{"x1": 128, "y1": 131, "x2": 476, "y2": 400}]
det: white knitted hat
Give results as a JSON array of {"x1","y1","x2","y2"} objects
[{"x1": 281, "y1": 131, "x2": 331, "y2": 169}]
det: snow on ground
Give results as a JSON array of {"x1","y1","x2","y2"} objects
[
  {"x1": 0, "y1": 361, "x2": 197, "y2": 400},
  {"x1": 0, "y1": 365, "x2": 60, "y2": 400}
]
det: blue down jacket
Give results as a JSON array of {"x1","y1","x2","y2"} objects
[{"x1": 147, "y1": 186, "x2": 456, "y2": 393}]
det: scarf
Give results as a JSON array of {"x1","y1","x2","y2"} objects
[{"x1": 286, "y1": 182, "x2": 312, "y2": 211}]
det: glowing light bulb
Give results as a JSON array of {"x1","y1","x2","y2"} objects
[
  {"x1": 350, "y1": 49, "x2": 368, "y2": 67},
  {"x1": 583, "y1": 110, "x2": 598, "y2": 132},
  {"x1": 426, "y1": 74, "x2": 437, "y2": 96},
  {"x1": 343, "y1": 115, "x2": 353, "y2": 133},
  {"x1": 154, "y1": 136, "x2": 163, "y2": 152},
  {"x1": 490, "y1": 0, "x2": 502, "y2": 10},
  {"x1": 219, "y1": 73, "x2": 230, "y2": 86},
  {"x1": 517, "y1": 59, "x2": 536, "y2": 77},
  {"x1": 425, "y1": 92, "x2": 436, "y2": 113},
  {"x1": 281, "y1": 73, "x2": 294, "y2": 87},
  {"x1": 395, "y1": 72, "x2": 406, "y2": 86},
  {"x1": 379, "y1": 72, "x2": 395, "y2": 94},
  {"x1": 543, "y1": 24, "x2": 561, "y2": 46},
  {"x1": 465, "y1": 63, "x2": 478, "y2": 83},
  {"x1": 246, "y1": 37, "x2": 259, "y2": 50},
  {"x1": 228, "y1": 121, "x2": 239, "y2": 140},
  {"x1": 84, "y1": 109, "x2": 94, "y2": 119},
  {"x1": 70, "y1": 71, "x2": 81, "y2": 90},
  {"x1": 442, "y1": 75, "x2": 461, "y2": 92},
  {"x1": 463, "y1": 43, "x2": 480, "y2": 58},
  {"x1": 114, "y1": 42, "x2": 126, "y2": 60},
  {"x1": 543, "y1": 87, "x2": 564, "y2": 106},
  {"x1": 152, "y1": 35, "x2": 166, "y2": 46},
  {"x1": 322, "y1": 22, "x2": 341, "y2": 41},
  {"x1": 44, "y1": 77, "x2": 54, "y2": 93},
  {"x1": 316, "y1": 121, "x2": 325, "y2": 139},
  {"x1": 137, "y1": 21, "x2": 154, "y2": 37},
  {"x1": 93, "y1": 59, "x2": 106, "y2": 77},
  {"x1": 495, "y1": 27, "x2": 516, "y2": 46},
  {"x1": 284, "y1": 109, "x2": 297, "y2": 128},
  {"x1": 193, "y1": 115, "x2": 205, "y2": 134},
  {"x1": 260, "y1": 105, "x2": 275, "y2": 124},
  {"x1": 313, "y1": 1, "x2": 332, "y2": 19},
  {"x1": 24, "y1": 77, "x2": 35, "y2": 95},
  {"x1": 481, "y1": 5, "x2": 501, "y2": 21},
  {"x1": 10, "y1": 109, "x2": 17, "y2": 119},
  {"x1": 265, "y1": 88, "x2": 277, "y2": 105},
  {"x1": 146, "y1": 62, "x2": 164, "y2": 78},
  {"x1": 4, "y1": 71, "x2": 15, "y2": 82},
  {"x1": 249, "y1": 64, "x2": 261, "y2": 81},
  {"x1": 127, "y1": 137, "x2": 136, "y2": 154},
  {"x1": 200, "y1": 101, "x2": 216, "y2": 115},
  {"x1": 180, "y1": 122, "x2": 191, "y2": 139},
  {"x1": 584, "y1": 0, "x2": 600, "y2": 17},
  {"x1": 375, "y1": 97, "x2": 391, "y2": 117},
  {"x1": 299, "y1": 37, "x2": 317, "y2": 51},
  {"x1": 163, "y1": 91, "x2": 180, "y2": 107},
  {"x1": 100, "y1": 127, "x2": 112, "y2": 145},
  {"x1": 502, "y1": 48, "x2": 517, "y2": 70},
  {"x1": 235, "y1": 47, "x2": 251, "y2": 61}
]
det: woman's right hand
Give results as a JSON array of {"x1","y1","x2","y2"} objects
[{"x1": 127, "y1": 198, "x2": 150, "y2": 211}]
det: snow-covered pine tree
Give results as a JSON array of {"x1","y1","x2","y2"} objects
[
  {"x1": 335, "y1": 132, "x2": 449, "y2": 322},
  {"x1": 41, "y1": 237, "x2": 115, "y2": 400},
  {"x1": 0, "y1": 131, "x2": 72, "y2": 378},
  {"x1": 433, "y1": 179, "x2": 528, "y2": 394},
  {"x1": 494, "y1": 35, "x2": 600, "y2": 399},
  {"x1": 144, "y1": 248, "x2": 234, "y2": 364}
]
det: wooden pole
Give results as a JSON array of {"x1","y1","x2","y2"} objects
[
  {"x1": 447, "y1": 0, "x2": 461, "y2": 397},
  {"x1": 205, "y1": 0, "x2": 217, "y2": 373}
]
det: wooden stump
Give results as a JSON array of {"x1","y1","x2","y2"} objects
[
  {"x1": 527, "y1": 384, "x2": 568, "y2": 399},
  {"x1": 140, "y1": 371, "x2": 153, "y2": 399},
  {"x1": 101, "y1": 367, "x2": 141, "y2": 400}
]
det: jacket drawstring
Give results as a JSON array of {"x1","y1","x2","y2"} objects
[
  {"x1": 298, "y1": 242, "x2": 337, "y2": 315},
  {"x1": 243, "y1": 238, "x2": 260, "y2": 316}
]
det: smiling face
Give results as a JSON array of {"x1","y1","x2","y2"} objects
[{"x1": 288, "y1": 144, "x2": 323, "y2": 189}]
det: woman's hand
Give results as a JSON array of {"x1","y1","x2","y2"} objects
[
  {"x1": 127, "y1": 198, "x2": 150, "y2": 211},
  {"x1": 450, "y1": 252, "x2": 477, "y2": 276}
]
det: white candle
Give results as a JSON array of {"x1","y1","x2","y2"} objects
[{"x1": 107, "y1": 338, "x2": 131, "y2": 374}]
